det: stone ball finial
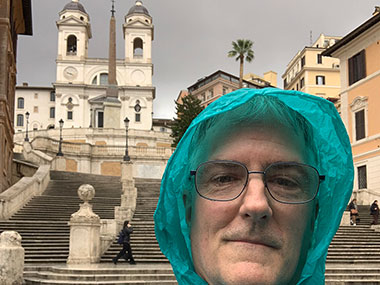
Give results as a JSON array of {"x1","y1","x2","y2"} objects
[
  {"x1": 0, "y1": 231, "x2": 22, "y2": 247},
  {"x1": 77, "y1": 184, "x2": 95, "y2": 203}
]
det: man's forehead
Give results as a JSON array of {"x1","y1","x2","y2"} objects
[{"x1": 195, "y1": 123, "x2": 308, "y2": 163}]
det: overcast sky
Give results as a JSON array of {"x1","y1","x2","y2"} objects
[{"x1": 17, "y1": 0, "x2": 379, "y2": 119}]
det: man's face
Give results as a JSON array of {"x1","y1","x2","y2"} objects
[{"x1": 188, "y1": 127, "x2": 315, "y2": 285}]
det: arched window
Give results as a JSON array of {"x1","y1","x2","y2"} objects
[
  {"x1": 17, "y1": 114, "x2": 24, "y2": 126},
  {"x1": 91, "y1": 73, "x2": 109, "y2": 85},
  {"x1": 99, "y1": 73, "x2": 108, "y2": 85},
  {"x1": 17, "y1": 97, "x2": 24, "y2": 109},
  {"x1": 33, "y1": 124, "x2": 38, "y2": 131},
  {"x1": 133, "y1": 38, "x2": 143, "y2": 58},
  {"x1": 67, "y1": 35, "x2": 77, "y2": 55}
]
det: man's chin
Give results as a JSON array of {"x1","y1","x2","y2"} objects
[{"x1": 216, "y1": 261, "x2": 280, "y2": 285}]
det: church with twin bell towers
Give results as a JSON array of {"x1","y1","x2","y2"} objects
[{"x1": 15, "y1": 0, "x2": 155, "y2": 132}]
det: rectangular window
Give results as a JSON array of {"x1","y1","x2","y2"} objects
[
  {"x1": 357, "y1": 165, "x2": 367, "y2": 189},
  {"x1": 67, "y1": 111, "x2": 73, "y2": 120},
  {"x1": 222, "y1": 86, "x2": 228, "y2": 95},
  {"x1": 135, "y1": 113, "x2": 141, "y2": 122},
  {"x1": 317, "y1": 54, "x2": 322, "y2": 64},
  {"x1": 50, "y1": 91, "x2": 56, "y2": 102},
  {"x1": 316, "y1": 75, "x2": 325, "y2": 85},
  {"x1": 296, "y1": 84, "x2": 299, "y2": 91},
  {"x1": 207, "y1": 89, "x2": 214, "y2": 99},
  {"x1": 16, "y1": 114, "x2": 24, "y2": 127},
  {"x1": 348, "y1": 50, "x2": 366, "y2": 85},
  {"x1": 34, "y1": 106, "x2": 38, "y2": 113},
  {"x1": 355, "y1": 109, "x2": 365, "y2": 140},
  {"x1": 34, "y1": 93, "x2": 38, "y2": 99},
  {"x1": 97, "y1": 111, "x2": 103, "y2": 127},
  {"x1": 300, "y1": 78, "x2": 305, "y2": 88},
  {"x1": 301, "y1": 56, "x2": 305, "y2": 67},
  {"x1": 17, "y1": 98, "x2": 24, "y2": 109},
  {"x1": 50, "y1": 107, "x2": 55, "y2": 119}
]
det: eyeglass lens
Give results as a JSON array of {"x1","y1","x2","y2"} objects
[{"x1": 195, "y1": 161, "x2": 319, "y2": 203}]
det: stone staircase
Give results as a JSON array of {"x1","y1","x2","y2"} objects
[
  {"x1": 0, "y1": 171, "x2": 122, "y2": 263},
  {"x1": 0, "y1": 170, "x2": 176, "y2": 284},
  {"x1": 23, "y1": 265, "x2": 177, "y2": 284},
  {"x1": 325, "y1": 205, "x2": 380, "y2": 284}
]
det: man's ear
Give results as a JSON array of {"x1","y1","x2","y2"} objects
[{"x1": 182, "y1": 190, "x2": 193, "y2": 225}]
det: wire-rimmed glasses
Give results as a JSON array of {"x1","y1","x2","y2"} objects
[{"x1": 190, "y1": 160, "x2": 325, "y2": 204}]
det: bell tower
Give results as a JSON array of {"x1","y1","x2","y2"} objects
[
  {"x1": 56, "y1": 0, "x2": 92, "y2": 62},
  {"x1": 123, "y1": 1, "x2": 153, "y2": 65}
]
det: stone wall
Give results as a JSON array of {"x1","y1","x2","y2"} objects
[{"x1": 11, "y1": 159, "x2": 39, "y2": 185}]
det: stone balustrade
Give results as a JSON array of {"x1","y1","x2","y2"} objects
[{"x1": 0, "y1": 165, "x2": 50, "y2": 220}]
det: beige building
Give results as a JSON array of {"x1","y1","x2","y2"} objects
[
  {"x1": 0, "y1": 0, "x2": 32, "y2": 193},
  {"x1": 186, "y1": 70, "x2": 273, "y2": 108},
  {"x1": 323, "y1": 7, "x2": 380, "y2": 205},
  {"x1": 243, "y1": 71, "x2": 277, "y2": 88},
  {"x1": 14, "y1": 84, "x2": 55, "y2": 132},
  {"x1": 282, "y1": 34, "x2": 341, "y2": 100}
]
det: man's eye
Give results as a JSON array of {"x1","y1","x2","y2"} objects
[
  {"x1": 212, "y1": 175, "x2": 236, "y2": 184},
  {"x1": 268, "y1": 177, "x2": 300, "y2": 189}
]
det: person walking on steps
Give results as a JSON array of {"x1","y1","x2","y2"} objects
[
  {"x1": 348, "y1": 199, "x2": 359, "y2": 226},
  {"x1": 113, "y1": 220, "x2": 136, "y2": 265},
  {"x1": 371, "y1": 200, "x2": 379, "y2": 225}
]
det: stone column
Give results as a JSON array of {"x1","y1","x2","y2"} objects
[
  {"x1": 0, "y1": 231, "x2": 24, "y2": 285},
  {"x1": 115, "y1": 161, "x2": 137, "y2": 228},
  {"x1": 67, "y1": 184, "x2": 101, "y2": 264},
  {"x1": 340, "y1": 211, "x2": 351, "y2": 226},
  {"x1": 53, "y1": 156, "x2": 66, "y2": 171}
]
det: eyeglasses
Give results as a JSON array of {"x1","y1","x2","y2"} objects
[{"x1": 190, "y1": 160, "x2": 325, "y2": 204}]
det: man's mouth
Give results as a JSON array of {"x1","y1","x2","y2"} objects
[{"x1": 224, "y1": 234, "x2": 282, "y2": 249}]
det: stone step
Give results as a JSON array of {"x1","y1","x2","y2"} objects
[{"x1": 326, "y1": 268, "x2": 380, "y2": 274}]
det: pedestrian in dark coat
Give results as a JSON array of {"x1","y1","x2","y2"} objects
[
  {"x1": 348, "y1": 199, "x2": 359, "y2": 225},
  {"x1": 113, "y1": 220, "x2": 136, "y2": 264},
  {"x1": 370, "y1": 200, "x2": 379, "y2": 225}
]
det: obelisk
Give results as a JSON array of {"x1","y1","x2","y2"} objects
[{"x1": 104, "y1": 0, "x2": 122, "y2": 128}]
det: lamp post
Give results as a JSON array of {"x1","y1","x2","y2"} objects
[
  {"x1": 89, "y1": 108, "x2": 93, "y2": 128},
  {"x1": 123, "y1": 117, "x2": 130, "y2": 161},
  {"x1": 24, "y1": 111, "x2": 30, "y2": 142},
  {"x1": 57, "y1": 119, "x2": 64, "y2": 156}
]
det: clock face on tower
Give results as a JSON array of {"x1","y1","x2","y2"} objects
[{"x1": 63, "y1": 66, "x2": 78, "y2": 80}]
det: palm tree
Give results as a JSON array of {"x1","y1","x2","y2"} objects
[{"x1": 228, "y1": 39, "x2": 254, "y2": 88}]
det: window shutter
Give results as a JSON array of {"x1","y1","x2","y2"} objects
[
  {"x1": 348, "y1": 57, "x2": 354, "y2": 85},
  {"x1": 355, "y1": 110, "x2": 365, "y2": 140}
]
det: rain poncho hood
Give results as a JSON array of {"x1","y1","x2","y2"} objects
[{"x1": 154, "y1": 88, "x2": 354, "y2": 284}]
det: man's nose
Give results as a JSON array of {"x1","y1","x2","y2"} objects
[{"x1": 238, "y1": 174, "x2": 273, "y2": 221}]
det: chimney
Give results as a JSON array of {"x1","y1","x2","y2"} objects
[{"x1": 373, "y1": 6, "x2": 380, "y2": 16}]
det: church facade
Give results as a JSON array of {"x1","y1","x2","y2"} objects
[{"x1": 15, "y1": 0, "x2": 155, "y2": 132}]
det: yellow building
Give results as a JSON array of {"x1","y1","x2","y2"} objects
[
  {"x1": 282, "y1": 34, "x2": 341, "y2": 101},
  {"x1": 323, "y1": 7, "x2": 380, "y2": 204}
]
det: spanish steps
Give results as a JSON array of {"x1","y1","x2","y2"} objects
[
  {"x1": 325, "y1": 205, "x2": 380, "y2": 284},
  {"x1": 1, "y1": 170, "x2": 380, "y2": 283},
  {"x1": 0, "y1": 170, "x2": 177, "y2": 284}
]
